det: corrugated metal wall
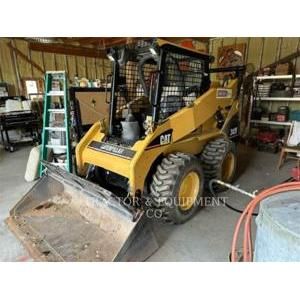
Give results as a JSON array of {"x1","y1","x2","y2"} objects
[
  {"x1": 209, "y1": 37, "x2": 300, "y2": 71},
  {"x1": 0, "y1": 38, "x2": 111, "y2": 96}
]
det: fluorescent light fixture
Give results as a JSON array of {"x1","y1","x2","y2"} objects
[
  {"x1": 149, "y1": 46, "x2": 159, "y2": 57},
  {"x1": 27, "y1": 37, "x2": 57, "y2": 44},
  {"x1": 107, "y1": 48, "x2": 117, "y2": 62},
  {"x1": 107, "y1": 53, "x2": 115, "y2": 61}
]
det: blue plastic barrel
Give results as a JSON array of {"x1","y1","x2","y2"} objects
[
  {"x1": 289, "y1": 110, "x2": 300, "y2": 121},
  {"x1": 254, "y1": 191, "x2": 300, "y2": 262}
]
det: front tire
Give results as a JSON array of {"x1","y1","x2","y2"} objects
[
  {"x1": 86, "y1": 165, "x2": 107, "y2": 186},
  {"x1": 149, "y1": 152, "x2": 204, "y2": 224}
]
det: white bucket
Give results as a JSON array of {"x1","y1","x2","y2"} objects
[
  {"x1": 50, "y1": 137, "x2": 66, "y2": 154},
  {"x1": 24, "y1": 145, "x2": 41, "y2": 182}
]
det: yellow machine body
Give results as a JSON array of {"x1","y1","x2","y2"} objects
[
  {"x1": 76, "y1": 76, "x2": 239, "y2": 196},
  {"x1": 7, "y1": 39, "x2": 243, "y2": 261}
]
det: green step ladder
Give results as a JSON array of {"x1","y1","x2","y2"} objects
[{"x1": 39, "y1": 71, "x2": 72, "y2": 176}]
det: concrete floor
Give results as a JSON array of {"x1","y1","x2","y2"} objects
[{"x1": 0, "y1": 144, "x2": 293, "y2": 261}]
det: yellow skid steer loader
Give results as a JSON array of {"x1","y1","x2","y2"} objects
[{"x1": 7, "y1": 39, "x2": 245, "y2": 261}]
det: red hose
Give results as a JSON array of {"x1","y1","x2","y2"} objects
[{"x1": 231, "y1": 181, "x2": 300, "y2": 262}]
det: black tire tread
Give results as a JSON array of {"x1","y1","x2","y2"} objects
[
  {"x1": 200, "y1": 137, "x2": 236, "y2": 186},
  {"x1": 149, "y1": 152, "x2": 202, "y2": 224}
]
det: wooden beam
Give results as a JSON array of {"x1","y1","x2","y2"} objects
[
  {"x1": 84, "y1": 56, "x2": 88, "y2": 79},
  {"x1": 75, "y1": 56, "x2": 79, "y2": 76},
  {"x1": 275, "y1": 38, "x2": 281, "y2": 62},
  {"x1": 59, "y1": 37, "x2": 97, "y2": 44},
  {"x1": 30, "y1": 37, "x2": 210, "y2": 52},
  {"x1": 0, "y1": 37, "x2": 4, "y2": 80},
  {"x1": 101, "y1": 59, "x2": 105, "y2": 80},
  {"x1": 254, "y1": 49, "x2": 300, "y2": 75},
  {"x1": 9, "y1": 41, "x2": 22, "y2": 95},
  {"x1": 245, "y1": 37, "x2": 251, "y2": 65},
  {"x1": 0, "y1": 66, "x2": 3, "y2": 81},
  {"x1": 11, "y1": 40, "x2": 22, "y2": 92},
  {"x1": 28, "y1": 48, "x2": 34, "y2": 77},
  {"x1": 28, "y1": 42, "x2": 106, "y2": 58},
  {"x1": 295, "y1": 38, "x2": 300, "y2": 72},
  {"x1": 259, "y1": 37, "x2": 265, "y2": 70},
  {"x1": 64, "y1": 55, "x2": 69, "y2": 75},
  {"x1": 62, "y1": 37, "x2": 139, "y2": 48},
  {"x1": 54, "y1": 53, "x2": 58, "y2": 70},
  {"x1": 94, "y1": 57, "x2": 98, "y2": 79},
  {"x1": 278, "y1": 37, "x2": 283, "y2": 61},
  {"x1": 100, "y1": 37, "x2": 138, "y2": 48},
  {"x1": 41, "y1": 52, "x2": 46, "y2": 72},
  {"x1": 162, "y1": 37, "x2": 210, "y2": 44},
  {"x1": 7, "y1": 42, "x2": 45, "y2": 74}
]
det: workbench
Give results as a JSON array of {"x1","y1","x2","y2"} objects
[{"x1": 0, "y1": 110, "x2": 40, "y2": 152}]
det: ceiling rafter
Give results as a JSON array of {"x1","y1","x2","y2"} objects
[
  {"x1": 24, "y1": 37, "x2": 211, "y2": 58},
  {"x1": 28, "y1": 42, "x2": 107, "y2": 58}
]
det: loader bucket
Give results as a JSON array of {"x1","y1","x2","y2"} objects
[{"x1": 6, "y1": 164, "x2": 158, "y2": 261}]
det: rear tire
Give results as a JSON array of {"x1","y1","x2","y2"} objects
[
  {"x1": 200, "y1": 137, "x2": 237, "y2": 191},
  {"x1": 149, "y1": 152, "x2": 204, "y2": 224}
]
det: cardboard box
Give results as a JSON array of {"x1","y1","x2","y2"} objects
[
  {"x1": 76, "y1": 91, "x2": 110, "y2": 125},
  {"x1": 275, "y1": 63, "x2": 290, "y2": 75}
]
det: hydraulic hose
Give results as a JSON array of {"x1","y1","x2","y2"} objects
[{"x1": 209, "y1": 179, "x2": 258, "y2": 216}]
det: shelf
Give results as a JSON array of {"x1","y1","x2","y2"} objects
[
  {"x1": 256, "y1": 75, "x2": 300, "y2": 80},
  {"x1": 48, "y1": 109, "x2": 65, "y2": 113},
  {"x1": 250, "y1": 120, "x2": 292, "y2": 126},
  {"x1": 259, "y1": 97, "x2": 300, "y2": 101}
]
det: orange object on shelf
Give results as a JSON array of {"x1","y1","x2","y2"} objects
[
  {"x1": 292, "y1": 166, "x2": 300, "y2": 181},
  {"x1": 180, "y1": 39, "x2": 195, "y2": 49}
]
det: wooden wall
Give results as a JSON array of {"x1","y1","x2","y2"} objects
[
  {"x1": 209, "y1": 37, "x2": 300, "y2": 72},
  {"x1": 2, "y1": 37, "x2": 300, "y2": 96},
  {"x1": 0, "y1": 38, "x2": 111, "y2": 96},
  {"x1": 209, "y1": 38, "x2": 300, "y2": 127}
]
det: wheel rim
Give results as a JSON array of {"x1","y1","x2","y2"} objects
[
  {"x1": 222, "y1": 152, "x2": 235, "y2": 182},
  {"x1": 178, "y1": 171, "x2": 200, "y2": 211}
]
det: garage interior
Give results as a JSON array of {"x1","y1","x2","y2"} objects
[{"x1": 0, "y1": 37, "x2": 300, "y2": 262}]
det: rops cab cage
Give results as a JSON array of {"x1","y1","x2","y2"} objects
[{"x1": 107, "y1": 40, "x2": 212, "y2": 144}]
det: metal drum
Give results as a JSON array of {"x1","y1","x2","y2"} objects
[{"x1": 254, "y1": 190, "x2": 300, "y2": 261}]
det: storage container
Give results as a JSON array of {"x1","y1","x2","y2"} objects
[
  {"x1": 276, "y1": 113, "x2": 287, "y2": 122},
  {"x1": 254, "y1": 190, "x2": 300, "y2": 261},
  {"x1": 289, "y1": 110, "x2": 300, "y2": 121}
]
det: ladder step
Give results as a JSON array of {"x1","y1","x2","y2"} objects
[
  {"x1": 48, "y1": 109, "x2": 65, "y2": 113},
  {"x1": 40, "y1": 71, "x2": 72, "y2": 175},
  {"x1": 50, "y1": 162, "x2": 67, "y2": 166},
  {"x1": 46, "y1": 145, "x2": 67, "y2": 149},
  {"x1": 46, "y1": 71, "x2": 66, "y2": 74},
  {"x1": 47, "y1": 91, "x2": 64, "y2": 96},
  {"x1": 45, "y1": 127, "x2": 66, "y2": 131}
]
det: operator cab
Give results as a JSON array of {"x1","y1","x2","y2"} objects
[{"x1": 106, "y1": 39, "x2": 212, "y2": 146}]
